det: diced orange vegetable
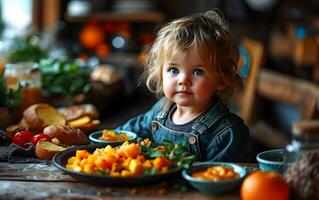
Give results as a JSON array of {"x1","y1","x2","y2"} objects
[
  {"x1": 87, "y1": 155, "x2": 97, "y2": 164},
  {"x1": 80, "y1": 159, "x2": 87, "y2": 167},
  {"x1": 123, "y1": 143, "x2": 141, "y2": 158},
  {"x1": 161, "y1": 166, "x2": 169, "y2": 173},
  {"x1": 67, "y1": 157, "x2": 77, "y2": 165},
  {"x1": 142, "y1": 160, "x2": 153, "y2": 170},
  {"x1": 95, "y1": 156, "x2": 112, "y2": 170},
  {"x1": 83, "y1": 163, "x2": 94, "y2": 174},
  {"x1": 76, "y1": 150, "x2": 90, "y2": 159},
  {"x1": 153, "y1": 156, "x2": 166, "y2": 171},
  {"x1": 129, "y1": 159, "x2": 143, "y2": 175},
  {"x1": 121, "y1": 170, "x2": 132, "y2": 177},
  {"x1": 110, "y1": 171, "x2": 120, "y2": 177}
]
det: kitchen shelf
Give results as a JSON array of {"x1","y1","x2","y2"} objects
[{"x1": 65, "y1": 12, "x2": 165, "y2": 23}]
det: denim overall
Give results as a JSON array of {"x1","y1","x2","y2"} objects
[{"x1": 116, "y1": 97, "x2": 251, "y2": 162}]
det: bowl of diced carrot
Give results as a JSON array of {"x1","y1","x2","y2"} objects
[{"x1": 89, "y1": 129, "x2": 137, "y2": 146}]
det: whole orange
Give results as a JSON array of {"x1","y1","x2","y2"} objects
[
  {"x1": 79, "y1": 23, "x2": 104, "y2": 49},
  {"x1": 241, "y1": 170, "x2": 289, "y2": 200}
]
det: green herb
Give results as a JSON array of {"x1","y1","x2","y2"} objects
[
  {"x1": 149, "y1": 166, "x2": 158, "y2": 175},
  {"x1": 40, "y1": 58, "x2": 90, "y2": 97},
  {"x1": 139, "y1": 139, "x2": 197, "y2": 170},
  {"x1": 0, "y1": 75, "x2": 22, "y2": 109},
  {"x1": 150, "y1": 151, "x2": 164, "y2": 158},
  {"x1": 96, "y1": 169, "x2": 110, "y2": 176}
]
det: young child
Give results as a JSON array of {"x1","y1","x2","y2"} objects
[{"x1": 116, "y1": 10, "x2": 251, "y2": 162}]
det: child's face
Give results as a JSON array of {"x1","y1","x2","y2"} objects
[{"x1": 162, "y1": 47, "x2": 225, "y2": 108}]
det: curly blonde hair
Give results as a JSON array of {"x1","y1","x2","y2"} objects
[{"x1": 144, "y1": 10, "x2": 242, "y2": 101}]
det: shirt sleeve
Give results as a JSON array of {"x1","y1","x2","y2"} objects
[
  {"x1": 206, "y1": 125, "x2": 251, "y2": 162},
  {"x1": 115, "y1": 99, "x2": 162, "y2": 139}
]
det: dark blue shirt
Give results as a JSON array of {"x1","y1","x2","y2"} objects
[{"x1": 164, "y1": 104, "x2": 201, "y2": 132}]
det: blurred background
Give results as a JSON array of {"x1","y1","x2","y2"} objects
[{"x1": 0, "y1": 0, "x2": 318, "y2": 153}]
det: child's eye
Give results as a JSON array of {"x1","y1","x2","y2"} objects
[
  {"x1": 193, "y1": 69, "x2": 204, "y2": 76},
  {"x1": 168, "y1": 67, "x2": 179, "y2": 76}
]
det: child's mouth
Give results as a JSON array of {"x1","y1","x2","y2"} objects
[{"x1": 177, "y1": 90, "x2": 193, "y2": 95}]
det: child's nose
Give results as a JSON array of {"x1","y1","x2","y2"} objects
[{"x1": 178, "y1": 74, "x2": 191, "y2": 86}]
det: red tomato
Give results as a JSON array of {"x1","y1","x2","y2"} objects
[
  {"x1": 12, "y1": 130, "x2": 33, "y2": 147},
  {"x1": 30, "y1": 133, "x2": 50, "y2": 146}
]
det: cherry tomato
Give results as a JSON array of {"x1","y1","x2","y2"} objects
[
  {"x1": 30, "y1": 133, "x2": 50, "y2": 146},
  {"x1": 12, "y1": 130, "x2": 33, "y2": 147}
]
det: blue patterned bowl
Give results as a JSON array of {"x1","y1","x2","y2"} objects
[
  {"x1": 182, "y1": 162, "x2": 247, "y2": 195},
  {"x1": 257, "y1": 149, "x2": 284, "y2": 174}
]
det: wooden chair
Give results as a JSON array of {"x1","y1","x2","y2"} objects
[
  {"x1": 258, "y1": 69, "x2": 319, "y2": 120},
  {"x1": 233, "y1": 38, "x2": 264, "y2": 125},
  {"x1": 234, "y1": 39, "x2": 319, "y2": 149},
  {"x1": 251, "y1": 67, "x2": 319, "y2": 148},
  {"x1": 292, "y1": 120, "x2": 319, "y2": 135}
]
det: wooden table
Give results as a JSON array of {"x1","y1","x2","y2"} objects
[{"x1": 0, "y1": 162, "x2": 257, "y2": 200}]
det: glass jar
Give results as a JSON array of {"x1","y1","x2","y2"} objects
[
  {"x1": 284, "y1": 121, "x2": 319, "y2": 169},
  {"x1": 283, "y1": 121, "x2": 319, "y2": 200},
  {"x1": 4, "y1": 62, "x2": 42, "y2": 112}
]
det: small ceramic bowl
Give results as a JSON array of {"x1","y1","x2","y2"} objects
[
  {"x1": 88, "y1": 130, "x2": 137, "y2": 146},
  {"x1": 256, "y1": 149, "x2": 284, "y2": 174},
  {"x1": 182, "y1": 162, "x2": 247, "y2": 195}
]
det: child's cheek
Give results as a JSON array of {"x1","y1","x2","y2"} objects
[
  {"x1": 163, "y1": 80, "x2": 175, "y2": 98},
  {"x1": 195, "y1": 82, "x2": 215, "y2": 98}
]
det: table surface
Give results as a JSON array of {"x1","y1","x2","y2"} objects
[{"x1": 0, "y1": 162, "x2": 257, "y2": 200}]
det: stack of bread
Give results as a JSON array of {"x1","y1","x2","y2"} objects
[{"x1": 8, "y1": 103, "x2": 100, "y2": 160}]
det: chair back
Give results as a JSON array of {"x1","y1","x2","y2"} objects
[{"x1": 233, "y1": 38, "x2": 264, "y2": 125}]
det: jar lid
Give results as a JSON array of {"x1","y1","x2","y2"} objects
[
  {"x1": 5, "y1": 62, "x2": 39, "y2": 71},
  {"x1": 292, "y1": 120, "x2": 319, "y2": 136}
]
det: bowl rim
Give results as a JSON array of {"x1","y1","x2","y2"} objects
[
  {"x1": 256, "y1": 149, "x2": 284, "y2": 165},
  {"x1": 182, "y1": 162, "x2": 247, "y2": 183},
  {"x1": 88, "y1": 129, "x2": 137, "y2": 144}
]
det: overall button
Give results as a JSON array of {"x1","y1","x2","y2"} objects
[
  {"x1": 151, "y1": 122, "x2": 158, "y2": 130},
  {"x1": 189, "y1": 136, "x2": 197, "y2": 144}
]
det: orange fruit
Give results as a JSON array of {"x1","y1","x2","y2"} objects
[
  {"x1": 241, "y1": 170, "x2": 289, "y2": 200},
  {"x1": 79, "y1": 23, "x2": 104, "y2": 49}
]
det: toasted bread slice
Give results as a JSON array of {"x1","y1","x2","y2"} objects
[
  {"x1": 23, "y1": 103, "x2": 66, "y2": 132},
  {"x1": 68, "y1": 116, "x2": 91, "y2": 127},
  {"x1": 35, "y1": 139, "x2": 67, "y2": 160},
  {"x1": 58, "y1": 104, "x2": 99, "y2": 121}
]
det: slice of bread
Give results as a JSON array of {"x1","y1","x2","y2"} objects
[
  {"x1": 35, "y1": 139, "x2": 67, "y2": 160},
  {"x1": 67, "y1": 116, "x2": 100, "y2": 134},
  {"x1": 58, "y1": 104, "x2": 99, "y2": 121},
  {"x1": 23, "y1": 103, "x2": 66, "y2": 132},
  {"x1": 68, "y1": 116, "x2": 91, "y2": 127}
]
